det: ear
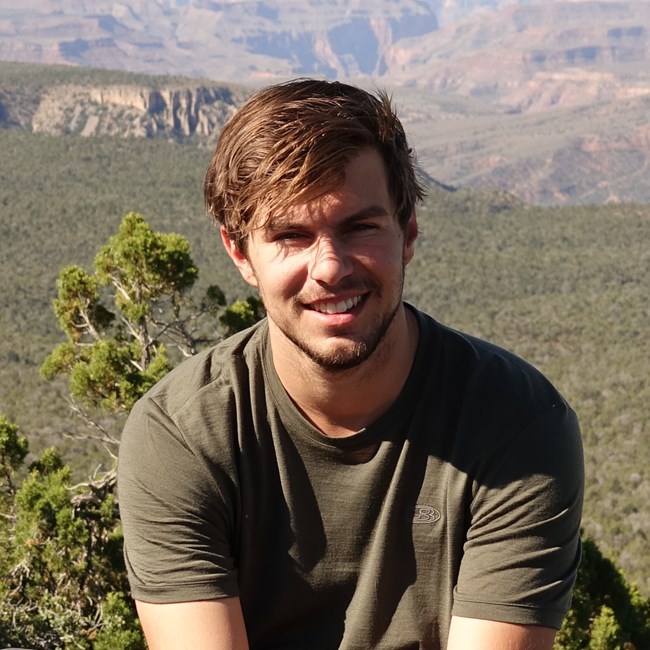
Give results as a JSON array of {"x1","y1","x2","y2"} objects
[
  {"x1": 403, "y1": 211, "x2": 418, "y2": 266},
  {"x1": 220, "y1": 226, "x2": 258, "y2": 288}
]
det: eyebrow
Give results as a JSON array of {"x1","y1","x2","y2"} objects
[{"x1": 267, "y1": 204, "x2": 391, "y2": 232}]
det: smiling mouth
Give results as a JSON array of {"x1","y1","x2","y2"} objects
[{"x1": 311, "y1": 295, "x2": 362, "y2": 315}]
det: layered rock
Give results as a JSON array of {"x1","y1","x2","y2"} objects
[
  {"x1": 28, "y1": 83, "x2": 244, "y2": 142},
  {"x1": 2, "y1": 1, "x2": 650, "y2": 114}
]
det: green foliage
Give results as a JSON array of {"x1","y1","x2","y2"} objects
[
  {"x1": 0, "y1": 213, "x2": 263, "y2": 647},
  {"x1": 0, "y1": 60, "x2": 211, "y2": 92},
  {"x1": 220, "y1": 295, "x2": 266, "y2": 337},
  {"x1": 93, "y1": 592, "x2": 145, "y2": 650},
  {"x1": 554, "y1": 537, "x2": 650, "y2": 649},
  {"x1": 588, "y1": 606, "x2": 621, "y2": 650},
  {"x1": 40, "y1": 212, "x2": 236, "y2": 416},
  {"x1": 0, "y1": 438, "x2": 143, "y2": 649},
  {"x1": 42, "y1": 338, "x2": 171, "y2": 413},
  {"x1": 94, "y1": 212, "x2": 198, "y2": 321},
  {"x1": 51, "y1": 265, "x2": 114, "y2": 343},
  {"x1": 0, "y1": 414, "x2": 29, "y2": 502}
]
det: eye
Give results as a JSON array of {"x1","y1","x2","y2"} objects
[
  {"x1": 270, "y1": 230, "x2": 312, "y2": 247},
  {"x1": 348, "y1": 221, "x2": 379, "y2": 234},
  {"x1": 274, "y1": 231, "x2": 304, "y2": 241}
]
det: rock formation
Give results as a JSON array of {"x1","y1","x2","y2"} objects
[{"x1": 16, "y1": 82, "x2": 246, "y2": 143}]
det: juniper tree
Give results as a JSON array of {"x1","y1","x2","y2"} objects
[
  {"x1": 0, "y1": 213, "x2": 263, "y2": 648},
  {"x1": 41, "y1": 211, "x2": 262, "y2": 453}
]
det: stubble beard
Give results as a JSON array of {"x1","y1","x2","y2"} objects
[
  {"x1": 273, "y1": 267, "x2": 406, "y2": 374},
  {"x1": 284, "y1": 296, "x2": 402, "y2": 373}
]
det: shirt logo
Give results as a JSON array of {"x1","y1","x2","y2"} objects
[{"x1": 409, "y1": 504, "x2": 442, "y2": 524}]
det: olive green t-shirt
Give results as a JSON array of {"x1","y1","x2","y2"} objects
[{"x1": 118, "y1": 307, "x2": 583, "y2": 649}]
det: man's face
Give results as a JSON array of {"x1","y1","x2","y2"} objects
[{"x1": 223, "y1": 148, "x2": 418, "y2": 373}]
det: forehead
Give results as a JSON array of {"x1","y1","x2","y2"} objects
[{"x1": 257, "y1": 148, "x2": 393, "y2": 230}]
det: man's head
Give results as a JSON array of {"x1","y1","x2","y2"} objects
[{"x1": 204, "y1": 78, "x2": 425, "y2": 251}]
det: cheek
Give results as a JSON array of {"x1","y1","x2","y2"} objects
[
  {"x1": 254, "y1": 256, "x2": 307, "y2": 301},
  {"x1": 361, "y1": 241, "x2": 405, "y2": 272}
]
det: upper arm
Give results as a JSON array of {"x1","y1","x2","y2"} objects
[
  {"x1": 452, "y1": 404, "x2": 583, "y2": 629},
  {"x1": 136, "y1": 598, "x2": 249, "y2": 650},
  {"x1": 118, "y1": 396, "x2": 239, "y2": 603},
  {"x1": 447, "y1": 616, "x2": 556, "y2": 650}
]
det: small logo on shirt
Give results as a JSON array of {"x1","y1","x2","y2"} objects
[{"x1": 409, "y1": 505, "x2": 442, "y2": 524}]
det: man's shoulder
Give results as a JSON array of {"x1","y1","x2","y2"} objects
[
  {"x1": 135, "y1": 319, "x2": 268, "y2": 419},
  {"x1": 415, "y1": 308, "x2": 581, "y2": 472},
  {"x1": 415, "y1": 307, "x2": 568, "y2": 416}
]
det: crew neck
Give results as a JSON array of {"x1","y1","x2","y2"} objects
[{"x1": 260, "y1": 304, "x2": 436, "y2": 451}]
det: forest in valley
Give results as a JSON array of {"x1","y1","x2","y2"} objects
[{"x1": 1, "y1": 65, "x2": 649, "y2": 647}]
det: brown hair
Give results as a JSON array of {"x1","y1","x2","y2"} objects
[{"x1": 204, "y1": 78, "x2": 425, "y2": 250}]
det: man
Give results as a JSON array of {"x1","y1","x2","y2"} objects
[{"x1": 118, "y1": 79, "x2": 584, "y2": 649}]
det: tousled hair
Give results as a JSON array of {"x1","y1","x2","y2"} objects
[{"x1": 204, "y1": 78, "x2": 425, "y2": 250}]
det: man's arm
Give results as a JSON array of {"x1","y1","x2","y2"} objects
[
  {"x1": 135, "y1": 598, "x2": 249, "y2": 650},
  {"x1": 447, "y1": 616, "x2": 556, "y2": 650}
]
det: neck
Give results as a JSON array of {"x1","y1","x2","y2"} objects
[{"x1": 271, "y1": 305, "x2": 419, "y2": 438}]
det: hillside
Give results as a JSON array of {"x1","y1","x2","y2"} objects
[
  {"x1": 0, "y1": 62, "x2": 249, "y2": 143},
  {"x1": 401, "y1": 89, "x2": 650, "y2": 205},
  {"x1": 2, "y1": 0, "x2": 650, "y2": 207},
  {"x1": 390, "y1": 1, "x2": 650, "y2": 110},
  {"x1": 1, "y1": 118, "x2": 649, "y2": 599},
  {"x1": 3, "y1": 0, "x2": 650, "y2": 111},
  {"x1": 2, "y1": 61, "x2": 650, "y2": 206}
]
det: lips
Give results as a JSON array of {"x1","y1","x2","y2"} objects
[{"x1": 311, "y1": 295, "x2": 362, "y2": 315}]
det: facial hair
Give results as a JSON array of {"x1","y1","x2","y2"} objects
[
  {"x1": 281, "y1": 296, "x2": 402, "y2": 372},
  {"x1": 268, "y1": 259, "x2": 407, "y2": 373}
]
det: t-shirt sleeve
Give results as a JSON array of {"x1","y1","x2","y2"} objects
[
  {"x1": 118, "y1": 394, "x2": 240, "y2": 603},
  {"x1": 451, "y1": 402, "x2": 584, "y2": 629}
]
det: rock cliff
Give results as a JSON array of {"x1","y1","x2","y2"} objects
[
  {"x1": 13, "y1": 81, "x2": 246, "y2": 143},
  {"x1": 2, "y1": 0, "x2": 650, "y2": 113}
]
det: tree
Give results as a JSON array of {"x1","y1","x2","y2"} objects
[
  {"x1": 0, "y1": 443, "x2": 138, "y2": 648},
  {"x1": 40, "y1": 211, "x2": 263, "y2": 453},
  {"x1": 554, "y1": 536, "x2": 650, "y2": 649},
  {"x1": 0, "y1": 414, "x2": 28, "y2": 505},
  {"x1": 0, "y1": 213, "x2": 263, "y2": 648}
]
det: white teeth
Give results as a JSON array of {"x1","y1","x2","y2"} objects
[{"x1": 313, "y1": 295, "x2": 361, "y2": 314}]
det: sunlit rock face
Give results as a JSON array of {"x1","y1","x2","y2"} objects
[
  {"x1": 3, "y1": 0, "x2": 650, "y2": 205},
  {"x1": 11, "y1": 81, "x2": 244, "y2": 143},
  {"x1": 2, "y1": 0, "x2": 650, "y2": 112}
]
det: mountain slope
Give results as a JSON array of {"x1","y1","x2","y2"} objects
[
  {"x1": 2, "y1": 0, "x2": 649, "y2": 112},
  {"x1": 0, "y1": 62, "x2": 248, "y2": 142},
  {"x1": 2, "y1": 2, "x2": 650, "y2": 205},
  {"x1": 390, "y1": 1, "x2": 650, "y2": 110},
  {"x1": 2, "y1": 59, "x2": 650, "y2": 206}
]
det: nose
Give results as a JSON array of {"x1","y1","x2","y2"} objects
[{"x1": 308, "y1": 236, "x2": 352, "y2": 286}]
